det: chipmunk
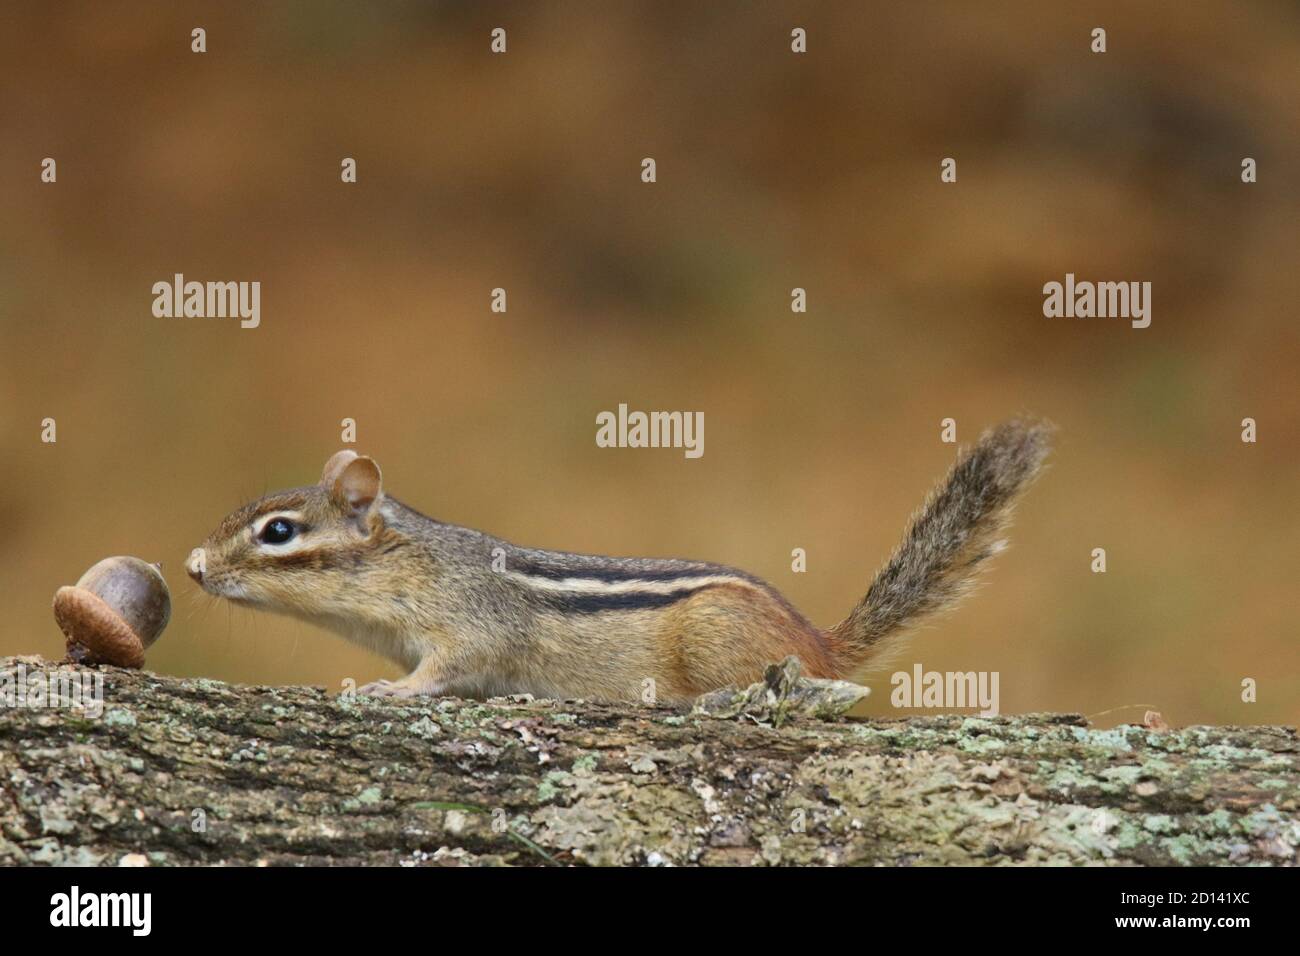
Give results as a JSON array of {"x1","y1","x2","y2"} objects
[{"x1": 187, "y1": 419, "x2": 1051, "y2": 703}]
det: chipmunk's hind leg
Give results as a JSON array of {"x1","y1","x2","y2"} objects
[{"x1": 662, "y1": 583, "x2": 836, "y2": 699}]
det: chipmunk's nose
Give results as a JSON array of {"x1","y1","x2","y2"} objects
[{"x1": 186, "y1": 548, "x2": 206, "y2": 583}]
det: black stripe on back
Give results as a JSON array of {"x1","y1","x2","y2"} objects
[
  {"x1": 512, "y1": 556, "x2": 732, "y2": 584},
  {"x1": 534, "y1": 586, "x2": 708, "y2": 614}
]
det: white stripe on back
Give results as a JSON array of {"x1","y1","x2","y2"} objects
[{"x1": 504, "y1": 570, "x2": 756, "y2": 596}]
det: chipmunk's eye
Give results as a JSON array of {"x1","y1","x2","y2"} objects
[{"x1": 259, "y1": 518, "x2": 297, "y2": 545}]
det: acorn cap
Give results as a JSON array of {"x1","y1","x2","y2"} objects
[{"x1": 54, "y1": 586, "x2": 147, "y2": 668}]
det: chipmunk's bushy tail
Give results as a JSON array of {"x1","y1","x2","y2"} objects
[{"x1": 828, "y1": 418, "x2": 1052, "y2": 676}]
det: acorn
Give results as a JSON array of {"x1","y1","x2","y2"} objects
[{"x1": 53, "y1": 557, "x2": 171, "y2": 668}]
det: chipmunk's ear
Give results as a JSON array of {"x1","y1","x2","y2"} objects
[
  {"x1": 320, "y1": 450, "x2": 359, "y2": 487},
  {"x1": 330, "y1": 456, "x2": 383, "y2": 515}
]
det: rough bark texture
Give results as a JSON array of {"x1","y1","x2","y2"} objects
[{"x1": 1, "y1": 655, "x2": 1296, "y2": 867}]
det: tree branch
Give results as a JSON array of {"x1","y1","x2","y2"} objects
[{"x1": 0, "y1": 656, "x2": 1295, "y2": 866}]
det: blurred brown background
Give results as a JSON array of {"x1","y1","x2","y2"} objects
[{"x1": 2, "y1": 1, "x2": 1296, "y2": 726}]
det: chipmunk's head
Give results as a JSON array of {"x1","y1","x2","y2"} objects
[{"x1": 187, "y1": 451, "x2": 387, "y2": 614}]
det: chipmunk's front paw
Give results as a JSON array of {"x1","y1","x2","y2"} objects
[
  {"x1": 360, "y1": 679, "x2": 413, "y2": 698},
  {"x1": 358, "y1": 678, "x2": 440, "y2": 699}
]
